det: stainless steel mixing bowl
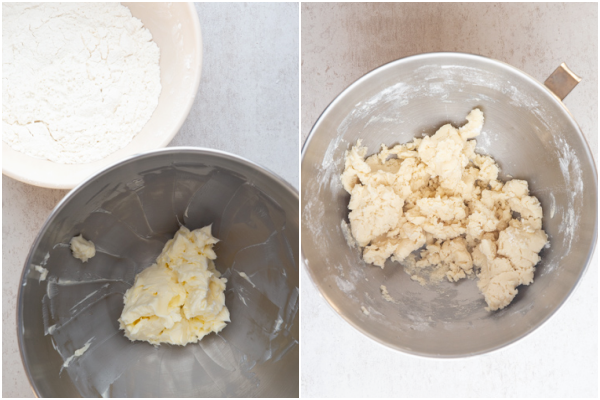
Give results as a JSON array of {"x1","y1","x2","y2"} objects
[
  {"x1": 18, "y1": 147, "x2": 299, "y2": 397},
  {"x1": 301, "y1": 52, "x2": 597, "y2": 357}
]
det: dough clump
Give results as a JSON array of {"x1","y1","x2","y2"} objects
[
  {"x1": 119, "y1": 225, "x2": 230, "y2": 345},
  {"x1": 70, "y1": 234, "x2": 96, "y2": 263},
  {"x1": 341, "y1": 109, "x2": 548, "y2": 311}
]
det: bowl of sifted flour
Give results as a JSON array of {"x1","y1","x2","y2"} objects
[
  {"x1": 2, "y1": 3, "x2": 202, "y2": 189},
  {"x1": 18, "y1": 148, "x2": 299, "y2": 396}
]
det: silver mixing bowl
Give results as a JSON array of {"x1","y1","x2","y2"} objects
[
  {"x1": 18, "y1": 147, "x2": 299, "y2": 397},
  {"x1": 301, "y1": 52, "x2": 597, "y2": 357}
]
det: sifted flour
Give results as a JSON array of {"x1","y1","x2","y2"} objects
[{"x1": 2, "y1": 3, "x2": 161, "y2": 164}]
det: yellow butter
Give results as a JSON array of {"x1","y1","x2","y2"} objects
[{"x1": 118, "y1": 225, "x2": 230, "y2": 345}]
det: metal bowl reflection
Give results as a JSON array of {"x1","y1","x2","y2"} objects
[
  {"x1": 19, "y1": 147, "x2": 299, "y2": 397},
  {"x1": 301, "y1": 52, "x2": 597, "y2": 357}
]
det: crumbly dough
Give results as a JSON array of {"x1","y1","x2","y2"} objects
[
  {"x1": 119, "y1": 225, "x2": 230, "y2": 345},
  {"x1": 380, "y1": 285, "x2": 398, "y2": 304},
  {"x1": 70, "y1": 234, "x2": 96, "y2": 263},
  {"x1": 341, "y1": 109, "x2": 548, "y2": 311}
]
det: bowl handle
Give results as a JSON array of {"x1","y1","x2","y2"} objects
[{"x1": 544, "y1": 63, "x2": 581, "y2": 100}]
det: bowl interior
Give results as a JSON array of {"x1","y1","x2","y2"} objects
[
  {"x1": 19, "y1": 149, "x2": 299, "y2": 397},
  {"x1": 301, "y1": 53, "x2": 597, "y2": 357},
  {"x1": 3, "y1": 3, "x2": 202, "y2": 189}
]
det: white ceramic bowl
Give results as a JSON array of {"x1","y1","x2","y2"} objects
[{"x1": 2, "y1": 2, "x2": 202, "y2": 189}]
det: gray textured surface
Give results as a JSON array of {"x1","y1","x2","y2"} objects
[
  {"x1": 175, "y1": 3, "x2": 299, "y2": 188},
  {"x1": 2, "y1": 3, "x2": 299, "y2": 397},
  {"x1": 301, "y1": 2, "x2": 598, "y2": 397},
  {"x1": 301, "y1": 2, "x2": 598, "y2": 158}
]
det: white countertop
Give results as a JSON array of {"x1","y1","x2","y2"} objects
[
  {"x1": 300, "y1": 2, "x2": 597, "y2": 397},
  {"x1": 2, "y1": 3, "x2": 299, "y2": 397}
]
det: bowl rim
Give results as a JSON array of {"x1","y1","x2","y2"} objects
[
  {"x1": 2, "y1": 2, "x2": 204, "y2": 190},
  {"x1": 300, "y1": 51, "x2": 598, "y2": 358},
  {"x1": 17, "y1": 146, "x2": 298, "y2": 397}
]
